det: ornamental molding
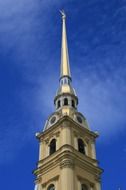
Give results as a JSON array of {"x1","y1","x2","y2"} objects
[
  {"x1": 84, "y1": 137, "x2": 90, "y2": 144},
  {"x1": 77, "y1": 175, "x2": 94, "y2": 188},
  {"x1": 73, "y1": 130, "x2": 85, "y2": 139},
  {"x1": 73, "y1": 130, "x2": 78, "y2": 137},
  {"x1": 42, "y1": 175, "x2": 59, "y2": 188},
  {"x1": 38, "y1": 115, "x2": 97, "y2": 141},
  {"x1": 55, "y1": 131, "x2": 60, "y2": 137},
  {"x1": 90, "y1": 183, "x2": 95, "y2": 188},
  {"x1": 73, "y1": 130, "x2": 92, "y2": 145},
  {"x1": 95, "y1": 175, "x2": 101, "y2": 182},
  {"x1": 44, "y1": 131, "x2": 60, "y2": 144},
  {"x1": 90, "y1": 138, "x2": 96, "y2": 144},
  {"x1": 45, "y1": 138, "x2": 49, "y2": 144},
  {"x1": 35, "y1": 176, "x2": 42, "y2": 184},
  {"x1": 60, "y1": 159, "x2": 74, "y2": 169},
  {"x1": 61, "y1": 120, "x2": 71, "y2": 128}
]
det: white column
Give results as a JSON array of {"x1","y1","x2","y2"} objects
[
  {"x1": 91, "y1": 141, "x2": 96, "y2": 159},
  {"x1": 74, "y1": 136, "x2": 78, "y2": 150},
  {"x1": 39, "y1": 142, "x2": 43, "y2": 160},
  {"x1": 90, "y1": 185, "x2": 93, "y2": 190},
  {"x1": 85, "y1": 144, "x2": 88, "y2": 156},
  {"x1": 55, "y1": 179, "x2": 58, "y2": 190},
  {"x1": 56, "y1": 136, "x2": 60, "y2": 149},
  {"x1": 61, "y1": 166, "x2": 74, "y2": 190},
  {"x1": 78, "y1": 180, "x2": 81, "y2": 190},
  {"x1": 95, "y1": 182, "x2": 101, "y2": 190},
  {"x1": 61, "y1": 125, "x2": 72, "y2": 146},
  {"x1": 37, "y1": 184, "x2": 42, "y2": 190}
]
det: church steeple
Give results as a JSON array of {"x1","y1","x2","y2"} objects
[
  {"x1": 34, "y1": 12, "x2": 103, "y2": 190},
  {"x1": 60, "y1": 10, "x2": 71, "y2": 79},
  {"x1": 43, "y1": 12, "x2": 92, "y2": 131},
  {"x1": 54, "y1": 11, "x2": 78, "y2": 113}
]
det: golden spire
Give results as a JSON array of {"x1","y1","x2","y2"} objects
[{"x1": 60, "y1": 10, "x2": 71, "y2": 79}]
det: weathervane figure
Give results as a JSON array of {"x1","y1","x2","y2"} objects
[{"x1": 60, "y1": 10, "x2": 66, "y2": 19}]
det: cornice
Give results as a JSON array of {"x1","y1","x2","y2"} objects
[
  {"x1": 36, "y1": 116, "x2": 98, "y2": 141},
  {"x1": 35, "y1": 176, "x2": 42, "y2": 184},
  {"x1": 34, "y1": 144, "x2": 103, "y2": 177}
]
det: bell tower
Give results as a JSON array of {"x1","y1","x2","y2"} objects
[{"x1": 34, "y1": 11, "x2": 102, "y2": 190}]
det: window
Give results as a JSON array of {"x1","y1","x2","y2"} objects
[
  {"x1": 81, "y1": 184, "x2": 88, "y2": 190},
  {"x1": 49, "y1": 139, "x2": 56, "y2": 155},
  {"x1": 47, "y1": 184, "x2": 55, "y2": 190},
  {"x1": 77, "y1": 116, "x2": 83, "y2": 124},
  {"x1": 78, "y1": 138, "x2": 85, "y2": 154},
  {"x1": 57, "y1": 100, "x2": 60, "y2": 108},
  {"x1": 64, "y1": 78, "x2": 67, "y2": 84},
  {"x1": 72, "y1": 100, "x2": 75, "y2": 108},
  {"x1": 64, "y1": 98, "x2": 68, "y2": 105},
  {"x1": 50, "y1": 116, "x2": 56, "y2": 124}
]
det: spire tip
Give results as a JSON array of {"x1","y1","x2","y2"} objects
[{"x1": 60, "y1": 10, "x2": 66, "y2": 19}]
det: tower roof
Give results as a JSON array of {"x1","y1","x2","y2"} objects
[
  {"x1": 54, "y1": 11, "x2": 78, "y2": 103},
  {"x1": 60, "y1": 10, "x2": 71, "y2": 79},
  {"x1": 43, "y1": 12, "x2": 91, "y2": 131}
]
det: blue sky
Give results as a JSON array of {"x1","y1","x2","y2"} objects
[{"x1": 0, "y1": 0, "x2": 126, "y2": 189}]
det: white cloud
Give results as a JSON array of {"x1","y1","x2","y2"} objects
[
  {"x1": 0, "y1": 0, "x2": 60, "y2": 164},
  {"x1": 35, "y1": 56, "x2": 126, "y2": 142}
]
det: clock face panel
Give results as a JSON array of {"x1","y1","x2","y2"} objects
[
  {"x1": 76, "y1": 115, "x2": 83, "y2": 124},
  {"x1": 50, "y1": 116, "x2": 56, "y2": 124}
]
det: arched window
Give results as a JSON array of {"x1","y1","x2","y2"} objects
[
  {"x1": 78, "y1": 138, "x2": 85, "y2": 154},
  {"x1": 64, "y1": 78, "x2": 67, "y2": 84},
  {"x1": 47, "y1": 184, "x2": 55, "y2": 190},
  {"x1": 81, "y1": 184, "x2": 88, "y2": 190},
  {"x1": 57, "y1": 100, "x2": 61, "y2": 108},
  {"x1": 64, "y1": 98, "x2": 68, "y2": 106},
  {"x1": 60, "y1": 80, "x2": 63, "y2": 85},
  {"x1": 72, "y1": 100, "x2": 75, "y2": 108},
  {"x1": 49, "y1": 139, "x2": 56, "y2": 155}
]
